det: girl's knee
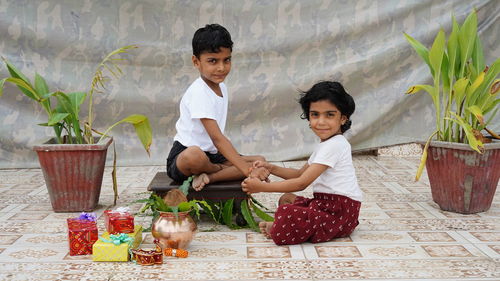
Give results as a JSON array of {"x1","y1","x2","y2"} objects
[{"x1": 278, "y1": 193, "x2": 297, "y2": 206}]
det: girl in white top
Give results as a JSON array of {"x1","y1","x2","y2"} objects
[{"x1": 242, "y1": 81, "x2": 362, "y2": 245}]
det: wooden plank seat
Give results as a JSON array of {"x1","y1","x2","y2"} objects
[
  {"x1": 147, "y1": 172, "x2": 248, "y2": 226},
  {"x1": 147, "y1": 172, "x2": 247, "y2": 200}
]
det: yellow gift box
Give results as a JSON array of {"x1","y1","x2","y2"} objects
[{"x1": 92, "y1": 225, "x2": 142, "y2": 262}]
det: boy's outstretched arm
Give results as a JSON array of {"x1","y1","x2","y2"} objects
[
  {"x1": 242, "y1": 163, "x2": 328, "y2": 194},
  {"x1": 201, "y1": 118, "x2": 256, "y2": 178}
]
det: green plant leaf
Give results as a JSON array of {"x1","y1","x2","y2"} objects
[
  {"x1": 466, "y1": 105, "x2": 484, "y2": 125},
  {"x1": 222, "y1": 199, "x2": 235, "y2": 227},
  {"x1": 447, "y1": 15, "x2": 460, "y2": 81},
  {"x1": 429, "y1": 29, "x2": 445, "y2": 78},
  {"x1": 415, "y1": 131, "x2": 438, "y2": 181},
  {"x1": 2, "y1": 77, "x2": 39, "y2": 100},
  {"x1": 403, "y1": 32, "x2": 432, "y2": 74},
  {"x1": 0, "y1": 78, "x2": 5, "y2": 97},
  {"x1": 458, "y1": 10, "x2": 477, "y2": 76},
  {"x1": 204, "y1": 200, "x2": 223, "y2": 223},
  {"x1": 452, "y1": 78, "x2": 469, "y2": 104},
  {"x1": 241, "y1": 200, "x2": 259, "y2": 231},
  {"x1": 249, "y1": 195, "x2": 269, "y2": 210},
  {"x1": 34, "y1": 73, "x2": 49, "y2": 96},
  {"x1": 179, "y1": 176, "x2": 193, "y2": 195},
  {"x1": 3, "y1": 59, "x2": 36, "y2": 99},
  {"x1": 249, "y1": 200, "x2": 274, "y2": 222},
  {"x1": 99, "y1": 114, "x2": 152, "y2": 155},
  {"x1": 472, "y1": 35, "x2": 485, "y2": 75},
  {"x1": 447, "y1": 113, "x2": 483, "y2": 153},
  {"x1": 47, "y1": 113, "x2": 69, "y2": 126}
]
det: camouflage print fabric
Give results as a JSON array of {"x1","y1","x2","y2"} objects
[{"x1": 0, "y1": 0, "x2": 498, "y2": 168}]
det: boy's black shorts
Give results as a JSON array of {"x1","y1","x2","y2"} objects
[{"x1": 166, "y1": 141, "x2": 227, "y2": 182}]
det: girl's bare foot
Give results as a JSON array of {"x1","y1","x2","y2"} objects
[
  {"x1": 259, "y1": 221, "x2": 273, "y2": 239},
  {"x1": 192, "y1": 173, "x2": 210, "y2": 191}
]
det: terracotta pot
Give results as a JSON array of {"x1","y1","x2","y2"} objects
[
  {"x1": 425, "y1": 140, "x2": 500, "y2": 214},
  {"x1": 152, "y1": 211, "x2": 197, "y2": 250},
  {"x1": 33, "y1": 138, "x2": 112, "y2": 212}
]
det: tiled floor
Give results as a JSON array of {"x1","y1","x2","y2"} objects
[{"x1": 0, "y1": 153, "x2": 499, "y2": 280}]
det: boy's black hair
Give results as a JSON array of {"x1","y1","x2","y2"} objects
[
  {"x1": 192, "y1": 24, "x2": 233, "y2": 58},
  {"x1": 299, "y1": 81, "x2": 355, "y2": 133}
]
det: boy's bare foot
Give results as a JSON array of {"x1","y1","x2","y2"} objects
[
  {"x1": 259, "y1": 221, "x2": 273, "y2": 239},
  {"x1": 192, "y1": 173, "x2": 210, "y2": 191}
]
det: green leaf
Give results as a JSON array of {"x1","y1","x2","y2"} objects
[
  {"x1": 179, "y1": 176, "x2": 193, "y2": 195},
  {"x1": 0, "y1": 78, "x2": 5, "y2": 97},
  {"x1": 250, "y1": 200, "x2": 274, "y2": 222},
  {"x1": 3, "y1": 59, "x2": 36, "y2": 98},
  {"x1": 403, "y1": 32, "x2": 432, "y2": 74},
  {"x1": 195, "y1": 200, "x2": 217, "y2": 221},
  {"x1": 447, "y1": 113, "x2": 483, "y2": 153},
  {"x1": 472, "y1": 35, "x2": 485, "y2": 74},
  {"x1": 205, "y1": 200, "x2": 223, "y2": 223},
  {"x1": 178, "y1": 201, "x2": 194, "y2": 212},
  {"x1": 2, "y1": 77, "x2": 39, "y2": 100},
  {"x1": 241, "y1": 200, "x2": 259, "y2": 231},
  {"x1": 34, "y1": 73, "x2": 49, "y2": 96},
  {"x1": 47, "y1": 113, "x2": 69, "y2": 126},
  {"x1": 222, "y1": 199, "x2": 235, "y2": 227},
  {"x1": 429, "y1": 29, "x2": 445, "y2": 78},
  {"x1": 99, "y1": 114, "x2": 152, "y2": 155},
  {"x1": 458, "y1": 11, "x2": 477, "y2": 76},
  {"x1": 466, "y1": 105, "x2": 484, "y2": 125},
  {"x1": 447, "y1": 15, "x2": 460, "y2": 81},
  {"x1": 250, "y1": 196, "x2": 269, "y2": 210},
  {"x1": 415, "y1": 131, "x2": 438, "y2": 181}
]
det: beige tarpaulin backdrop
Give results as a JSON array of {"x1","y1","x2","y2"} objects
[{"x1": 0, "y1": 0, "x2": 499, "y2": 168}]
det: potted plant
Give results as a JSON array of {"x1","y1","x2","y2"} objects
[
  {"x1": 404, "y1": 10, "x2": 500, "y2": 214},
  {"x1": 0, "y1": 45, "x2": 152, "y2": 212}
]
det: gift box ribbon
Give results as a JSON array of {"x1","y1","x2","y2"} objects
[
  {"x1": 78, "y1": 212, "x2": 97, "y2": 221},
  {"x1": 100, "y1": 233, "x2": 133, "y2": 246}
]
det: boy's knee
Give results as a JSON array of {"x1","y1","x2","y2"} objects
[{"x1": 177, "y1": 146, "x2": 206, "y2": 167}]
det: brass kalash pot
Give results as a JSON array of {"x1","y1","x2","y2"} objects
[{"x1": 152, "y1": 210, "x2": 197, "y2": 249}]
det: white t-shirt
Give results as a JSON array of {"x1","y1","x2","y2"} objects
[
  {"x1": 307, "y1": 135, "x2": 363, "y2": 202},
  {"x1": 173, "y1": 77, "x2": 228, "y2": 154}
]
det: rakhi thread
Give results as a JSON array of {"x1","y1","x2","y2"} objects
[{"x1": 164, "y1": 248, "x2": 188, "y2": 258}]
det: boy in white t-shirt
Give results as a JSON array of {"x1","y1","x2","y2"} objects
[
  {"x1": 167, "y1": 24, "x2": 269, "y2": 190},
  {"x1": 242, "y1": 81, "x2": 362, "y2": 245}
]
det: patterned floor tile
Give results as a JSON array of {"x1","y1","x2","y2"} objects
[
  {"x1": 421, "y1": 245, "x2": 479, "y2": 258},
  {"x1": 359, "y1": 244, "x2": 429, "y2": 259},
  {"x1": 192, "y1": 232, "x2": 247, "y2": 245},
  {"x1": 0, "y1": 246, "x2": 69, "y2": 262},
  {"x1": 246, "y1": 232, "x2": 274, "y2": 244},
  {"x1": 0, "y1": 235, "x2": 22, "y2": 246},
  {"x1": 11, "y1": 234, "x2": 68, "y2": 248},
  {"x1": 351, "y1": 231, "x2": 414, "y2": 243},
  {"x1": 408, "y1": 231, "x2": 457, "y2": 242}
]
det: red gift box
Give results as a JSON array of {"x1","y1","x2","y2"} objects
[
  {"x1": 67, "y1": 218, "x2": 98, "y2": 256},
  {"x1": 104, "y1": 210, "x2": 134, "y2": 234}
]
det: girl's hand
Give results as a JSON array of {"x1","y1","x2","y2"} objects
[
  {"x1": 241, "y1": 177, "x2": 264, "y2": 194},
  {"x1": 249, "y1": 166, "x2": 270, "y2": 182}
]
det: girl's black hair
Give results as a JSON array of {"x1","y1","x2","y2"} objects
[
  {"x1": 192, "y1": 24, "x2": 233, "y2": 58},
  {"x1": 298, "y1": 81, "x2": 355, "y2": 133}
]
